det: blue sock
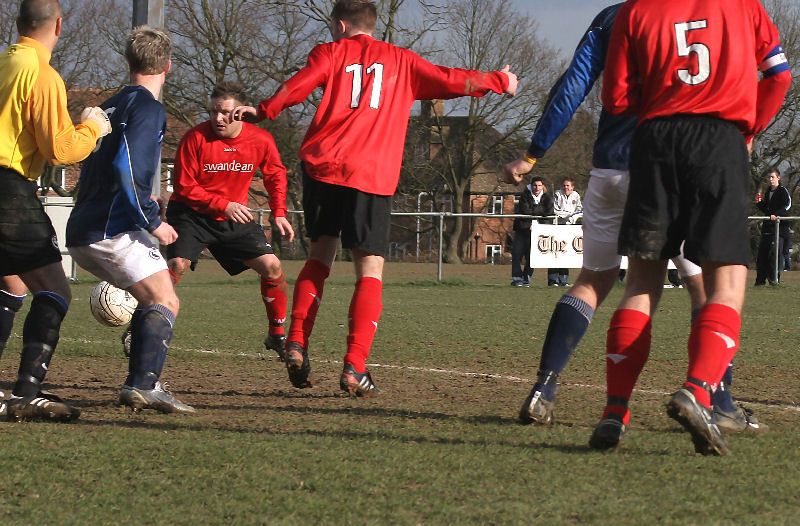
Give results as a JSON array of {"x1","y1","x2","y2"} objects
[
  {"x1": 127, "y1": 304, "x2": 175, "y2": 390},
  {"x1": 711, "y1": 362, "x2": 737, "y2": 411},
  {"x1": 536, "y1": 295, "x2": 594, "y2": 399}
]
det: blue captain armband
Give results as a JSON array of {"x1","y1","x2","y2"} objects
[{"x1": 760, "y1": 45, "x2": 790, "y2": 77}]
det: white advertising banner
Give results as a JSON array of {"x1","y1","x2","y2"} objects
[
  {"x1": 528, "y1": 224, "x2": 676, "y2": 269},
  {"x1": 529, "y1": 224, "x2": 584, "y2": 268}
]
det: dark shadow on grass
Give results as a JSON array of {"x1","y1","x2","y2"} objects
[{"x1": 73, "y1": 416, "x2": 544, "y2": 450}]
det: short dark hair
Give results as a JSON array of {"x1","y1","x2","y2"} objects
[
  {"x1": 331, "y1": 0, "x2": 378, "y2": 32},
  {"x1": 530, "y1": 176, "x2": 544, "y2": 184},
  {"x1": 17, "y1": 0, "x2": 61, "y2": 35},
  {"x1": 765, "y1": 167, "x2": 781, "y2": 178},
  {"x1": 211, "y1": 81, "x2": 248, "y2": 106}
]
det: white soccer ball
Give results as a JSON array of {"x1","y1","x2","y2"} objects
[{"x1": 89, "y1": 281, "x2": 138, "y2": 327}]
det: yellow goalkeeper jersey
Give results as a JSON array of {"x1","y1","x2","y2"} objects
[{"x1": 0, "y1": 36, "x2": 101, "y2": 181}]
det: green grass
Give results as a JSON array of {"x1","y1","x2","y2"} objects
[{"x1": 0, "y1": 261, "x2": 798, "y2": 524}]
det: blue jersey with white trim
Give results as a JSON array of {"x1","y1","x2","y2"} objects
[
  {"x1": 527, "y1": 3, "x2": 635, "y2": 170},
  {"x1": 67, "y1": 85, "x2": 165, "y2": 246}
]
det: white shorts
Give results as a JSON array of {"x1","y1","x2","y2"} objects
[
  {"x1": 672, "y1": 250, "x2": 702, "y2": 278},
  {"x1": 68, "y1": 231, "x2": 167, "y2": 289},
  {"x1": 581, "y1": 168, "x2": 630, "y2": 271}
]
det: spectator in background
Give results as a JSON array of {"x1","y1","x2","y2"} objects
[
  {"x1": 550, "y1": 177, "x2": 583, "y2": 286},
  {"x1": 511, "y1": 176, "x2": 553, "y2": 286},
  {"x1": 755, "y1": 168, "x2": 791, "y2": 286}
]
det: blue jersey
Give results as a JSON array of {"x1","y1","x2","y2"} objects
[
  {"x1": 67, "y1": 85, "x2": 165, "y2": 246},
  {"x1": 527, "y1": 3, "x2": 635, "y2": 170}
]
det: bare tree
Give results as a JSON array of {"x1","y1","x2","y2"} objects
[
  {"x1": 751, "y1": 0, "x2": 800, "y2": 199},
  {"x1": 402, "y1": 0, "x2": 561, "y2": 262}
]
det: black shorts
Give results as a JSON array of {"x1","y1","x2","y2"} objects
[
  {"x1": 302, "y1": 167, "x2": 391, "y2": 256},
  {"x1": 0, "y1": 168, "x2": 61, "y2": 276},
  {"x1": 165, "y1": 200, "x2": 273, "y2": 275},
  {"x1": 619, "y1": 115, "x2": 750, "y2": 266}
]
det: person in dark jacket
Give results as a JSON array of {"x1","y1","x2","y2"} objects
[
  {"x1": 755, "y1": 168, "x2": 792, "y2": 285},
  {"x1": 510, "y1": 176, "x2": 553, "y2": 286}
]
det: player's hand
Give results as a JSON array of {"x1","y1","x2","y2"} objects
[
  {"x1": 225, "y1": 201, "x2": 254, "y2": 223},
  {"x1": 500, "y1": 64, "x2": 518, "y2": 97},
  {"x1": 152, "y1": 222, "x2": 178, "y2": 245},
  {"x1": 80, "y1": 106, "x2": 112, "y2": 137},
  {"x1": 151, "y1": 195, "x2": 167, "y2": 219},
  {"x1": 231, "y1": 105, "x2": 258, "y2": 123},
  {"x1": 502, "y1": 157, "x2": 535, "y2": 185},
  {"x1": 273, "y1": 216, "x2": 295, "y2": 243}
]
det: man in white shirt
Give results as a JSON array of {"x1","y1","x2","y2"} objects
[{"x1": 549, "y1": 177, "x2": 583, "y2": 286}]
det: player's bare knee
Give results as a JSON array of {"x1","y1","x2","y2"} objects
[
  {"x1": 168, "y1": 258, "x2": 189, "y2": 278},
  {"x1": 249, "y1": 254, "x2": 282, "y2": 279},
  {"x1": 160, "y1": 294, "x2": 180, "y2": 317},
  {"x1": 265, "y1": 260, "x2": 283, "y2": 279}
]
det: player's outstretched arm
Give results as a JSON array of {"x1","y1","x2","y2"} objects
[
  {"x1": 273, "y1": 216, "x2": 295, "y2": 243},
  {"x1": 503, "y1": 156, "x2": 536, "y2": 185},
  {"x1": 152, "y1": 222, "x2": 178, "y2": 245},
  {"x1": 501, "y1": 65, "x2": 518, "y2": 97},
  {"x1": 231, "y1": 105, "x2": 259, "y2": 123}
]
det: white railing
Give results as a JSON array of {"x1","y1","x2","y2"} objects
[{"x1": 42, "y1": 200, "x2": 797, "y2": 282}]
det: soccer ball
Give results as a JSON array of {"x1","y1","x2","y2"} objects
[{"x1": 89, "y1": 281, "x2": 138, "y2": 327}]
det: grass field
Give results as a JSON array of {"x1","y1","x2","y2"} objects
[{"x1": 0, "y1": 260, "x2": 798, "y2": 524}]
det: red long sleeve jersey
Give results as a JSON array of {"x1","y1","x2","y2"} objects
[
  {"x1": 170, "y1": 121, "x2": 288, "y2": 220},
  {"x1": 258, "y1": 34, "x2": 508, "y2": 196},
  {"x1": 602, "y1": 0, "x2": 791, "y2": 137}
]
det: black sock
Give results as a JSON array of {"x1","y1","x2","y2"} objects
[{"x1": 13, "y1": 292, "x2": 68, "y2": 397}]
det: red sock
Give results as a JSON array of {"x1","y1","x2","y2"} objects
[
  {"x1": 287, "y1": 259, "x2": 330, "y2": 349},
  {"x1": 685, "y1": 303, "x2": 741, "y2": 408},
  {"x1": 261, "y1": 273, "x2": 288, "y2": 336},
  {"x1": 344, "y1": 277, "x2": 383, "y2": 373},
  {"x1": 605, "y1": 309, "x2": 652, "y2": 414}
]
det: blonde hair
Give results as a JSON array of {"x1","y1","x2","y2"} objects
[{"x1": 125, "y1": 26, "x2": 172, "y2": 75}]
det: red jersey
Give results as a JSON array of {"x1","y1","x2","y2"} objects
[
  {"x1": 258, "y1": 34, "x2": 508, "y2": 196},
  {"x1": 170, "y1": 121, "x2": 287, "y2": 220},
  {"x1": 602, "y1": 0, "x2": 791, "y2": 136}
]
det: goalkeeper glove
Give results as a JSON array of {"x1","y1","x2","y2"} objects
[{"x1": 80, "y1": 106, "x2": 112, "y2": 137}]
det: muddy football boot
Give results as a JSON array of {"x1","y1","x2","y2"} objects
[
  {"x1": 119, "y1": 382, "x2": 196, "y2": 414},
  {"x1": 6, "y1": 390, "x2": 80, "y2": 422},
  {"x1": 340, "y1": 364, "x2": 380, "y2": 397},
  {"x1": 667, "y1": 387, "x2": 730, "y2": 456},
  {"x1": 588, "y1": 412, "x2": 626, "y2": 450},
  {"x1": 285, "y1": 342, "x2": 314, "y2": 389}
]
